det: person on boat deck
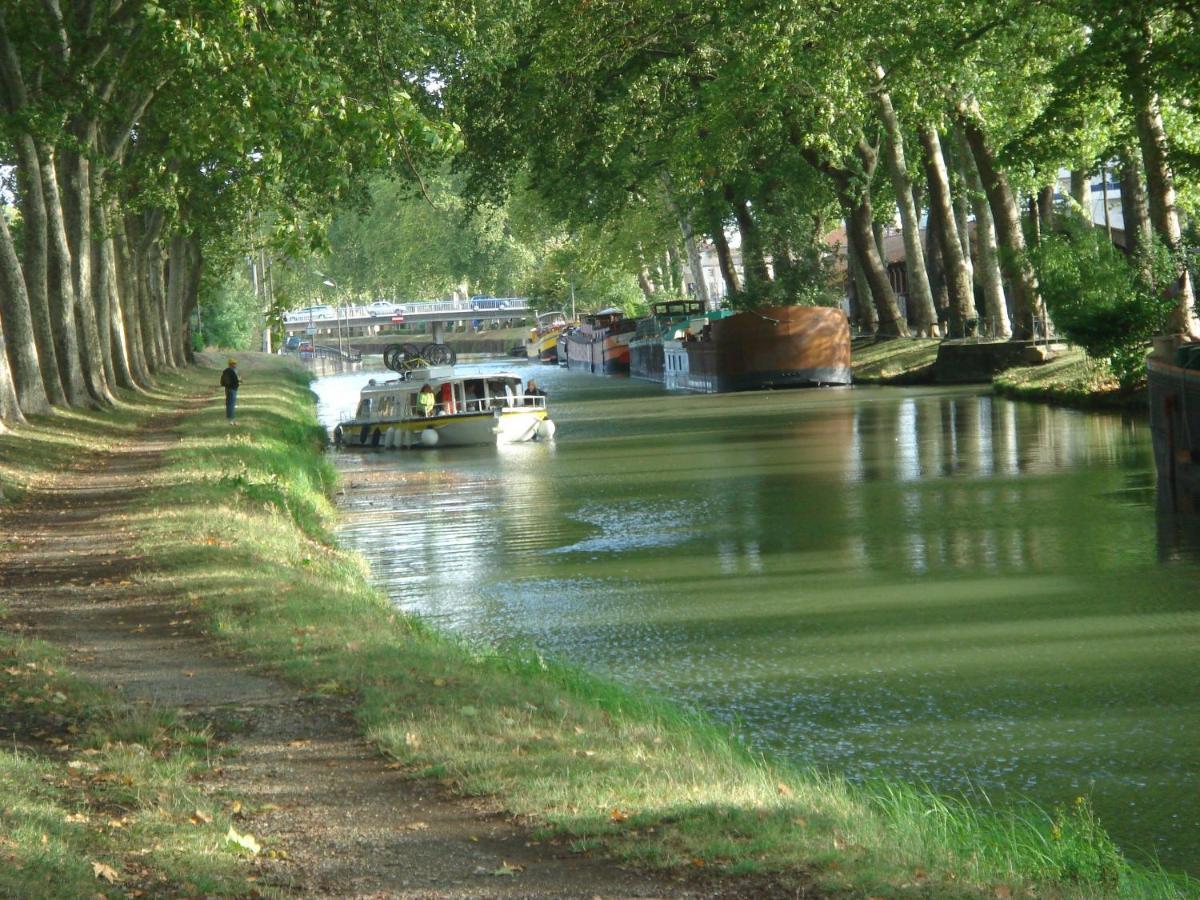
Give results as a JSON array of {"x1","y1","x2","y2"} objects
[
  {"x1": 467, "y1": 381, "x2": 485, "y2": 409},
  {"x1": 418, "y1": 383, "x2": 436, "y2": 417},
  {"x1": 525, "y1": 379, "x2": 544, "y2": 398}
]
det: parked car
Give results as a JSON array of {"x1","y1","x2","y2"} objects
[
  {"x1": 298, "y1": 340, "x2": 314, "y2": 353},
  {"x1": 283, "y1": 304, "x2": 335, "y2": 323},
  {"x1": 367, "y1": 300, "x2": 399, "y2": 316},
  {"x1": 284, "y1": 335, "x2": 302, "y2": 351}
]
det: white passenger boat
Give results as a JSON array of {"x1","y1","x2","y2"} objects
[{"x1": 334, "y1": 366, "x2": 555, "y2": 449}]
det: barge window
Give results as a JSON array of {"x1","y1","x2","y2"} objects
[{"x1": 356, "y1": 398, "x2": 372, "y2": 418}]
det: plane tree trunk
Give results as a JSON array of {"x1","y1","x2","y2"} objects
[
  {"x1": 919, "y1": 125, "x2": 976, "y2": 337},
  {"x1": 874, "y1": 80, "x2": 938, "y2": 336},
  {"x1": 957, "y1": 100, "x2": 1044, "y2": 340}
]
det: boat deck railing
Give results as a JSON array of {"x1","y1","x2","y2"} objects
[{"x1": 422, "y1": 395, "x2": 547, "y2": 417}]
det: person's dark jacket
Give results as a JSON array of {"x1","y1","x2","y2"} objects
[{"x1": 220, "y1": 367, "x2": 240, "y2": 391}]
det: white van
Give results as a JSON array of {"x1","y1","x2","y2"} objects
[{"x1": 283, "y1": 305, "x2": 336, "y2": 323}]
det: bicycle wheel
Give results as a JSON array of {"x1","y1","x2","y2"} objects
[
  {"x1": 422, "y1": 342, "x2": 450, "y2": 365},
  {"x1": 382, "y1": 343, "x2": 404, "y2": 371}
]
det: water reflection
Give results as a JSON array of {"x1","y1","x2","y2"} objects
[{"x1": 317, "y1": 365, "x2": 1200, "y2": 873}]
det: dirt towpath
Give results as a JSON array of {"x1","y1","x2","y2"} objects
[{"x1": 0, "y1": 394, "x2": 791, "y2": 899}]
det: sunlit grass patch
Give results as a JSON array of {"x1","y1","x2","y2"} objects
[
  {"x1": 852, "y1": 337, "x2": 941, "y2": 383},
  {"x1": 994, "y1": 347, "x2": 1138, "y2": 408},
  {"x1": 0, "y1": 632, "x2": 249, "y2": 898}
]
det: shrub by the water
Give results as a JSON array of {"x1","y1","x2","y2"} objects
[{"x1": 1031, "y1": 218, "x2": 1177, "y2": 390}]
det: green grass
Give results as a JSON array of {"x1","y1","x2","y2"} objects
[
  {"x1": 994, "y1": 348, "x2": 1144, "y2": 409},
  {"x1": 0, "y1": 631, "x2": 249, "y2": 898},
  {"x1": 2, "y1": 353, "x2": 1193, "y2": 897},
  {"x1": 852, "y1": 336, "x2": 942, "y2": 383}
]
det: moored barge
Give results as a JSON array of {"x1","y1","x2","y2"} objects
[
  {"x1": 1148, "y1": 340, "x2": 1200, "y2": 505},
  {"x1": 675, "y1": 305, "x2": 852, "y2": 393},
  {"x1": 564, "y1": 307, "x2": 635, "y2": 375}
]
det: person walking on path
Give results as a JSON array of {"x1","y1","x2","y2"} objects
[{"x1": 220, "y1": 358, "x2": 240, "y2": 421}]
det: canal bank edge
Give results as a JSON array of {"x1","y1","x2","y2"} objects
[
  {"x1": 1, "y1": 354, "x2": 1190, "y2": 898},
  {"x1": 852, "y1": 337, "x2": 1149, "y2": 410}
]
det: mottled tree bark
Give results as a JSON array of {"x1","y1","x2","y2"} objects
[
  {"x1": 1037, "y1": 185, "x2": 1056, "y2": 233},
  {"x1": 709, "y1": 206, "x2": 741, "y2": 298},
  {"x1": 63, "y1": 142, "x2": 114, "y2": 403},
  {"x1": 919, "y1": 125, "x2": 976, "y2": 336},
  {"x1": 1129, "y1": 63, "x2": 1197, "y2": 334},
  {"x1": 0, "y1": 198, "x2": 49, "y2": 416},
  {"x1": 957, "y1": 101, "x2": 1043, "y2": 340},
  {"x1": 846, "y1": 194, "x2": 907, "y2": 335},
  {"x1": 1117, "y1": 146, "x2": 1152, "y2": 255},
  {"x1": 844, "y1": 220, "x2": 878, "y2": 333},
  {"x1": 874, "y1": 80, "x2": 937, "y2": 335},
  {"x1": 94, "y1": 191, "x2": 136, "y2": 390},
  {"x1": 1070, "y1": 170, "x2": 1090, "y2": 217},
  {"x1": 729, "y1": 191, "x2": 770, "y2": 295},
  {"x1": 39, "y1": 145, "x2": 90, "y2": 405},
  {"x1": 661, "y1": 174, "x2": 709, "y2": 305},
  {"x1": 957, "y1": 126, "x2": 1010, "y2": 338},
  {"x1": 12, "y1": 137, "x2": 66, "y2": 406},
  {"x1": 0, "y1": 209, "x2": 48, "y2": 415},
  {"x1": 0, "y1": 313, "x2": 23, "y2": 428},
  {"x1": 146, "y1": 241, "x2": 171, "y2": 368},
  {"x1": 924, "y1": 198, "x2": 950, "y2": 330}
]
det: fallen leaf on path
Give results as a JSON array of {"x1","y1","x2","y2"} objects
[
  {"x1": 92, "y1": 861, "x2": 120, "y2": 883},
  {"x1": 610, "y1": 808, "x2": 628, "y2": 823},
  {"x1": 226, "y1": 826, "x2": 260, "y2": 855},
  {"x1": 492, "y1": 861, "x2": 524, "y2": 876}
]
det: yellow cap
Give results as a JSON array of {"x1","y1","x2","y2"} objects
[{"x1": 228, "y1": 358, "x2": 237, "y2": 366}]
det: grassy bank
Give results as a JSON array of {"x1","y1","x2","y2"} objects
[
  {"x1": 0, "y1": 621, "x2": 248, "y2": 897},
  {"x1": 1, "y1": 355, "x2": 1191, "y2": 897},
  {"x1": 850, "y1": 335, "x2": 1149, "y2": 410},
  {"x1": 992, "y1": 347, "x2": 1146, "y2": 409},
  {"x1": 851, "y1": 336, "x2": 941, "y2": 384}
]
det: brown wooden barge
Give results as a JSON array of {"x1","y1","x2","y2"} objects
[{"x1": 678, "y1": 305, "x2": 851, "y2": 392}]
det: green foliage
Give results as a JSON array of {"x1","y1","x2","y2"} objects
[
  {"x1": 198, "y1": 279, "x2": 261, "y2": 351},
  {"x1": 1031, "y1": 218, "x2": 1177, "y2": 389}
]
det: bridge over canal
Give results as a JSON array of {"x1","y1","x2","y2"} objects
[{"x1": 282, "y1": 297, "x2": 531, "y2": 345}]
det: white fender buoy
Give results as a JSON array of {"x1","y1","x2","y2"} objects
[
  {"x1": 537, "y1": 418, "x2": 556, "y2": 441},
  {"x1": 420, "y1": 427, "x2": 439, "y2": 447}
]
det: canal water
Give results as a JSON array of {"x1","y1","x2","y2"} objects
[{"x1": 313, "y1": 359, "x2": 1200, "y2": 873}]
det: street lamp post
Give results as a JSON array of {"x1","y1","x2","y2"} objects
[{"x1": 313, "y1": 270, "x2": 346, "y2": 362}]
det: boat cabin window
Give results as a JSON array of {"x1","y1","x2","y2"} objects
[
  {"x1": 356, "y1": 397, "x2": 372, "y2": 418},
  {"x1": 464, "y1": 379, "x2": 486, "y2": 411}
]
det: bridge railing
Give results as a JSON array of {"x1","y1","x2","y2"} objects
[{"x1": 283, "y1": 297, "x2": 530, "y2": 326}]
